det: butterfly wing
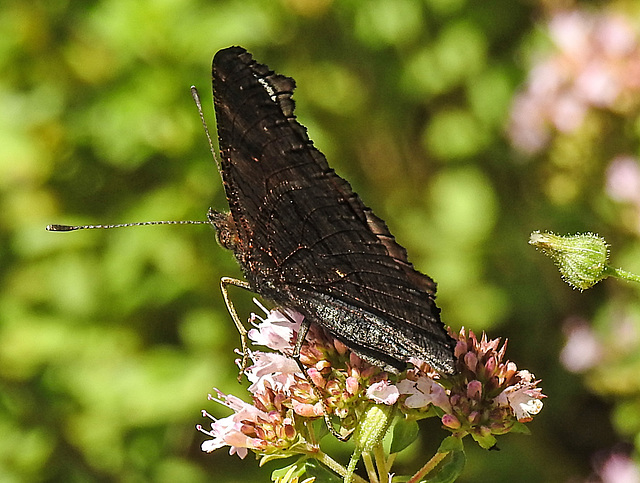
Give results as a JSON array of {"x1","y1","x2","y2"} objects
[{"x1": 212, "y1": 46, "x2": 455, "y2": 373}]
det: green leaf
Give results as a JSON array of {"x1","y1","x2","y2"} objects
[
  {"x1": 260, "y1": 452, "x2": 297, "y2": 466},
  {"x1": 271, "y1": 458, "x2": 309, "y2": 482},
  {"x1": 509, "y1": 421, "x2": 532, "y2": 435},
  {"x1": 271, "y1": 458, "x2": 343, "y2": 483},
  {"x1": 390, "y1": 418, "x2": 419, "y2": 454},
  {"x1": 437, "y1": 435, "x2": 464, "y2": 453},
  {"x1": 312, "y1": 416, "x2": 330, "y2": 442},
  {"x1": 305, "y1": 459, "x2": 344, "y2": 483},
  {"x1": 424, "y1": 450, "x2": 466, "y2": 483},
  {"x1": 470, "y1": 431, "x2": 497, "y2": 450}
]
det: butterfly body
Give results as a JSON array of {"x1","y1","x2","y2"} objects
[{"x1": 211, "y1": 46, "x2": 456, "y2": 374}]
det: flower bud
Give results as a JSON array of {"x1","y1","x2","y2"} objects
[
  {"x1": 467, "y1": 411, "x2": 481, "y2": 425},
  {"x1": 442, "y1": 413, "x2": 461, "y2": 429},
  {"x1": 345, "y1": 376, "x2": 359, "y2": 395},
  {"x1": 353, "y1": 404, "x2": 394, "y2": 453},
  {"x1": 529, "y1": 231, "x2": 609, "y2": 290},
  {"x1": 467, "y1": 380, "x2": 483, "y2": 400}
]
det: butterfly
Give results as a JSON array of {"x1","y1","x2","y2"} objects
[{"x1": 208, "y1": 46, "x2": 456, "y2": 375}]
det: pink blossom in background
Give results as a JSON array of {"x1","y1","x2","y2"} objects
[
  {"x1": 606, "y1": 156, "x2": 640, "y2": 204},
  {"x1": 597, "y1": 452, "x2": 640, "y2": 483},
  {"x1": 508, "y1": 10, "x2": 640, "y2": 154},
  {"x1": 560, "y1": 318, "x2": 602, "y2": 373},
  {"x1": 612, "y1": 313, "x2": 640, "y2": 353},
  {"x1": 606, "y1": 155, "x2": 640, "y2": 232}
]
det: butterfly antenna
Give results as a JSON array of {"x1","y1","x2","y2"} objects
[
  {"x1": 46, "y1": 220, "x2": 211, "y2": 232},
  {"x1": 191, "y1": 86, "x2": 222, "y2": 172},
  {"x1": 47, "y1": 87, "x2": 220, "y2": 233}
]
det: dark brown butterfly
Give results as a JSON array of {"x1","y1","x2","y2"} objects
[{"x1": 208, "y1": 46, "x2": 456, "y2": 374}]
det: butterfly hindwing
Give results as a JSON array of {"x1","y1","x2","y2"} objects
[{"x1": 211, "y1": 46, "x2": 456, "y2": 374}]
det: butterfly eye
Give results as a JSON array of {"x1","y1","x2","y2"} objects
[{"x1": 208, "y1": 209, "x2": 238, "y2": 250}]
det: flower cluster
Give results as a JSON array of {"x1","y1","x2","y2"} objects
[
  {"x1": 198, "y1": 301, "x2": 545, "y2": 477},
  {"x1": 197, "y1": 301, "x2": 396, "y2": 459},
  {"x1": 508, "y1": 10, "x2": 640, "y2": 154},
  {"x1": 398, "y1": 328, "x2": 544, "y2": 449}
]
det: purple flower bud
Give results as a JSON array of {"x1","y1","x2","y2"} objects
[
  {"x1": 464, "y1": 352, "x2": 478, "y2": 372},
  {"x1": 346, "y1": 376, "x2": 359, "y2": 395},
  {"x1": 467, "y1": 380, "x2": 483, "y2": 399},
  {"x1": 484, "y1": 355, "x2": 497, "y2": 374},
  {"x1": 442, "y1": 414, "x2": 461, "y2": 429}
]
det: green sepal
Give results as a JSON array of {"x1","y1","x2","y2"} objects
[
  {"x1": 353, "y1": 403, "x2": 395, "y2": 453},
  {"x1": 529, "y1": 231, "x2": 609, "y2": 290}
]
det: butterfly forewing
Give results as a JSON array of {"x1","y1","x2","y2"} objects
[{"x1": 211, "y1": 46, "x2": 456, "y2": 374}]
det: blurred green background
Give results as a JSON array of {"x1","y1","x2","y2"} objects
[{"x1": 3, "y1": 0, "x2": 640, "y2": 481}]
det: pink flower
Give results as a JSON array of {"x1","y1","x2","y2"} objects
[
  {"x1": 247, "y1": 301, "x2": 303, "y2": 352},
  {"x1": 200, "y1": 301, "x2": 545, "y2": 462},
  {"x1": 245, "y1": 351, "x2": 301, "y2": 394},
  {"x1": 466, "y1": 380, "x2": 482, "y2": 400},
  {"x1": 366, "y1": 380, "x2": 400, "y2": 405},
  {"x1": 397, "y1": 374, "x2": 450, "y2": 411},
  {"x1": 495, "y1": 371, "x2": 545, "y2": 422},
  {"x1": 198, "y1": 390, "x2": 272, "y2": 458},
  {"x1": 444, "y1": 329, "x2": 545, "y2": 447},
  {"x1": 292, "y1": 400, "x2": 324, "y2": 417},
  {"x1": 442, "y1": 413, "x2": 461, "y2": 429}
]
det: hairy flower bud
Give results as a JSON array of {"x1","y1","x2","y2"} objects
[
  {"x1": 529, "y1": 231, "x2": 609, "y2": 290},
  {"x1": 353, "y1": 403, "x2": 395, "y2": 453}
]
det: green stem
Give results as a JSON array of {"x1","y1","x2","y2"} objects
[
  {"x1": 373, "y1": 444, "x2": 391, "y2": 483},
  {"x1": 604, "y1": 266, "x2": 640, "y2": 283},
  {"x1": 315, "y1": 450, "x2": 367, "y2": 483},
  {"x1": 362, "y1": 452, "x2": 379, "y2": 483},
  {"x1": 406, "y1": 451, "x2": 450, "y2": 483}
]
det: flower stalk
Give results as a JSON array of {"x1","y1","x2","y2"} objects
[
  {"x1": 345, "y1": 403, "x2": 395, "y2": 483},
  {"x1": 603, "y1": 266, "x2": 640, "y2": 284},
  {"x1": 406, "y1": 450, "x2": 450, "y2": 483}
]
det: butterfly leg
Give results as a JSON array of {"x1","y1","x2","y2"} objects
[
  {"x1": 220, "y1": 276, "x2": 253, "y2": 380},
  {"x1": 290, "y1": 318, "x2": 310, "y2": 358},
  {"x1": 220, "y1": 283, "x2": 352, "y2": 441}
]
